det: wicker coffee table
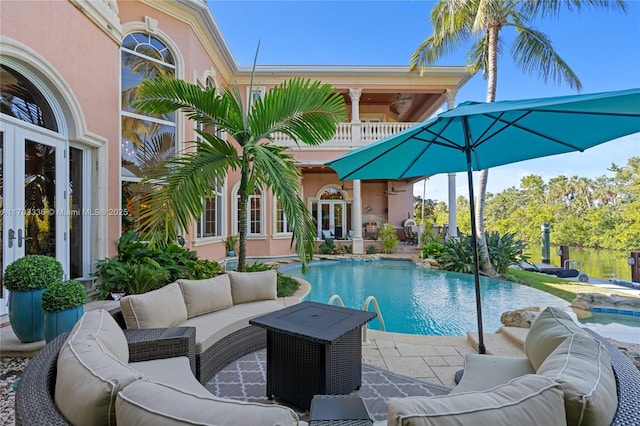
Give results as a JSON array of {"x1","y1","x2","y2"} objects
[{"x1": 250, "y1": 301, "x2": 376, "y2": 410}]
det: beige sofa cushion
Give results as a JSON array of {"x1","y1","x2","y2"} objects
[
  {"x1": 120, "y1": 282, "x2": 188, "y2": 329},
  {"x1": 181, "y1": 300, "x2": 283, "y2": 353},
  {"x1": 55, "y1": 310, "x2": 143, "y2": 426},
  {"x1": 387, "y1": 374, "x2": 566, "y2": 426},
  {"x1": 227, "y1": 270, "x2": 278, "y2": 304},
  {"x1": 116, "y1": 379, "x2": 302, "y2": 425},
  {"x1": 177, "y1": 275, "x2": 233, "y2": 318},
  {"x1": 537, "y1": 334, "x2": 617, "y2": 426},
  {"x1": 524, "y1": 307, "x2": 587, "y2": 370}
]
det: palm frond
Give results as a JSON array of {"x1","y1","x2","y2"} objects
[
  {"x1": 247, "y1": 78, "x2": 346, "y2": 147},
  {"x1": 137, "y1": 138, "x2": 240, "y2": 247},
  {"x1": 511, "y1": 26, "x2": 582, "y2": 91},
  {"x1": 521, "y1": 0, "x2": 627, "y2": 19},
  {"x1": 251, "y1": 144, "x2": 316, "y2": 272}
]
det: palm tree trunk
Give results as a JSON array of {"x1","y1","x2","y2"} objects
[
  {"x1": 237, "y1": 158, "x2": 250, "y2": 271},
  {"x1": 476, "y1": 25, "x2": 499, "y2": 277}
]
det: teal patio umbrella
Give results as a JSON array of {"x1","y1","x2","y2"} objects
[{"x1": 326, "y1": 88, "x2": 640, "y2": 353}]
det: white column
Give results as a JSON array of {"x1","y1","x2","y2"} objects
[
  {"x1": 445, "y1": 89, "x2": 458, "y2": 239},
  {"x1": 447, "y1": 173, "x2": 457, "y2": 238},
  {"x1": 349, "y1": 88, "x2": 362, "y2": 144},
  {"x1": 352, "y1": 179, "x2": 364, "y2": 254}
]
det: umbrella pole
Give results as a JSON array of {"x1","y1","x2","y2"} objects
[{"x1": 463, "y1": 122, "x2": 486, "y2": 355}]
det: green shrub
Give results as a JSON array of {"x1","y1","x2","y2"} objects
[
  {"x1": 421, "y1": 241, "x2": 446, "y2": 259},
  {"x1": 485, "y1": 231, "x2": 529, "y2": 275},
  {"x1": 93, "y1": 231, "x2": 206, "y2": 297},
  {"x1": 123, "y1": 263, "x2": 169, "y2": 295},
  {"x1": 341, "y1": 244, "x2": 353, "y2": 254},
  {"x1": 42, "y1": 280, "x2": 86, "y2": 312},
  {"x1": 439, "y1": 236, "x2": 477, "y2": 273},
  {"x1": 3, "y1": 255, "x2": 63, "y2": 291},
  {"x1": 318, "y1": 238, "x2": 337, "y2": 254},
  {"x1": 188, "y1": 259, "x2": 222, "y2": 279},
  {"x1": 366, "y1": 245, "x2": 377, "y2": 254},
  {"x1": 379, "y1": 223, "x2": 399, "y2": 254}
]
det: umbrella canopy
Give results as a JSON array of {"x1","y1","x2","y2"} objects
[{"x1": 326, "y1": 88, "x2": 640, "y2": 353}]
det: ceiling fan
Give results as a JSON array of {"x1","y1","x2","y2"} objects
[
  {"x1": 340, "y1": 181, "x2": 353, "y2": 191},
  {"x1": 384, "y1": 186, "x2": 406, "y2": 196}
]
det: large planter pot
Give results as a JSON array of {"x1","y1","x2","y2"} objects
[
  {"x1": 8, "y1": 289, "x2": 46, "y2": 343},
  {"x1": 44, "y1": 306, "x2": 84, "y2": 343}
]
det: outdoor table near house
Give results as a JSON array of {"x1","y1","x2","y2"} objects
[{"x1": 249, "y1": 301, "x2": 376, "y2": 410}]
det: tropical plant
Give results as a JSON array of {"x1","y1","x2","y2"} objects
[
  {"x1": 123, "y1": 263, "x2": 170, "y2": 295},
  {"x1": 411, "y1": 0, "x2": 626, "y2": 276},
  {"x1": 318, "y1": 238, "x2": 338, "y2": 254},
  {"x1": 131, "y1": 65, "x2": 346, "y2": 272},
  {"x1": 421, "y1": 241, "x2": 446, "y2": 259},
  {"x1": 438, "y1": 235, "x2": 478, "y2": 274},
  {"x1": 366, "y1": 245, "x2": 377, "y2": 254},
  {"x1": 93, "y1": 230, "x2": 208, "y2": 297},
  {"x1": 485, "y1": 231, "x2": 529, "y2": 275},
  {"x1": 41, "y1": 280, "x2": 87, "y2": 313},
  {"x1": 341, "y1": 244, "x2": 353, "y2": 254},
  {"x1": 188, "y1": 259, "x2": 223, "y2": 279},
  {"x1": 3, "y1": 255, "x2": 63, "y2": 291},
  {"x1": 224, "y1": 234, "x2": 238, "y2": 253},
  {"x1": 378, "y1": 223, "x2": 399, "y2": 254}
]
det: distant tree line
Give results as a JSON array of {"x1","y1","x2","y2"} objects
[{"x1": 415, "y1": 156, "x2": 639, "y2": 251}]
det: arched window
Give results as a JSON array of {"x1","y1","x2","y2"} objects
[
  {"x1": 0, "y1": 65, "x2": 58, "y2": 131},
  {"x1": 120, "y1": 32, "x2": 176, "y2": 232}
]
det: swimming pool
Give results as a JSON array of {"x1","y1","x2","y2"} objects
[
  {"x1": 282, "y1": 259, "x2": 568, "y2": 336},
  {"x1": 577, "y1": 311, "x2": 640, "y2": 344}
]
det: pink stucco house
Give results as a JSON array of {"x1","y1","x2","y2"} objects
[{"x1": 0, "y1": 0, "x2": 471, "y2": 314}]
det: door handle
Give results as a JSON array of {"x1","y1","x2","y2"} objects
[
  {"x1": 8, "y1": 229, "x2": 15, "y2": 248},
  {"x1": 17, "y1": 229, "x2": 32, "y2": 248}
]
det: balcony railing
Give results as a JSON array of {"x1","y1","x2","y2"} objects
[{"x1": 272, "y1": 122, "x2": 417, "y2": 148}]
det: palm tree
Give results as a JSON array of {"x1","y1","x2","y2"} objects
[
  {"x1": 410, "y1": 0, "x2": 626, "y2": 276},
  {"x1": 131, "y1": 76, "x2": 346, "y2": 271}
]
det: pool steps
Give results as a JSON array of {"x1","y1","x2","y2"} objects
[{"x1": 467, "y1": 327, "x2": 527, "y2": 357}]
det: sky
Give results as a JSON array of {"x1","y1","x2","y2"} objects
[{"x1": 207, "y1": 1, "x2": 640, "y2": 202}]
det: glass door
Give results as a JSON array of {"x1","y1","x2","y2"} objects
[{"x1": 1, "y1": 120, "x2": 68, "y2": 315}]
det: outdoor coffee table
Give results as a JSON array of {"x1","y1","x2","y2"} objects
[{"x1": 249, "y1": 301, "x2": 376, "y2": 410}]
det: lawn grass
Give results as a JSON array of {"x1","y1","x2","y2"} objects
[{"x1": 507, "y1": 268, "x2": 638, "y2": 302}]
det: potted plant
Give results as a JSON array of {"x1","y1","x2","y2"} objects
[
  {"x1": 3, "y1": 254, "x2": 63, "y2": 342},
  {"x1": 41, "y1": 280, "x2": 87, "y2": 342},
  {"x1": 224, "y1": 234, "x2": 238, "y2": 257}
]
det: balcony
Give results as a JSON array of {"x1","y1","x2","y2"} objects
[{"x1": 273, "y1": 121, "x2": 417, "y2": 148}]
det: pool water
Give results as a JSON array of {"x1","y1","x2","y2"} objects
[
  {"x1": 577, "y1": 312, "x2": 640, "y2": 344},
  {"x1": 282, "y1": 260, "x2": 568, "y2": 336}
]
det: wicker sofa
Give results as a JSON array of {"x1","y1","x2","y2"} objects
[
  {"x1": 378, "y1": 307, "x2": 640, "y2": 426},
  {"x1": 110, "y1": 269, "x2": 298, "y2": 384},
  {"x1": 15, "y1": 308, "x2": 305, "y2": 425}
]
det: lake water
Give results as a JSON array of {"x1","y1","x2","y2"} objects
[{"x1": 526, "y1": 245, "x2": 632, "y2": 282}]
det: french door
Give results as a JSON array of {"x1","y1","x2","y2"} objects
[
  {"x1": 1, "y1": 118, "x2": 68, "y2": 315},
  {"x1": 318, "y1": 201, "x2": 345, "y2": 240}
]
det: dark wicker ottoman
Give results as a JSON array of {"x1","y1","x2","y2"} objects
[{"x1": 250, "y1": 301, "x2": 376, "y2": 410}]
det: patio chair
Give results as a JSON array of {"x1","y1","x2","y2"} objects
[{"x1": 404, "y1": 226, "x2": 418, "y2": 244}]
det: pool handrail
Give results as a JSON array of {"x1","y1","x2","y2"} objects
[{"x1": 327, "y1": 294, "x2": 385, "y2": 343}]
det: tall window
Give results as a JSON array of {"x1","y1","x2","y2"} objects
[
  {"x1": 236, "y1": 189, "x2": 263, "y2": 235},
  {"x1": 120, "y1": 32, "x2": 176, "y2": 232},
  {"x1": 197, "y1": 181, "x2": 223, "y2": 238},
  {"x1": 275, "y1": 199, "x2": 292, "y2": 234}
]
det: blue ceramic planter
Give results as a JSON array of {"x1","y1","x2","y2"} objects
[
  {"x1": 44, "y1": 306, "x2": 84, "y2": 343},
  {"x1": 9, "y1": 289, "x2": 46, "y2": 343}
]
